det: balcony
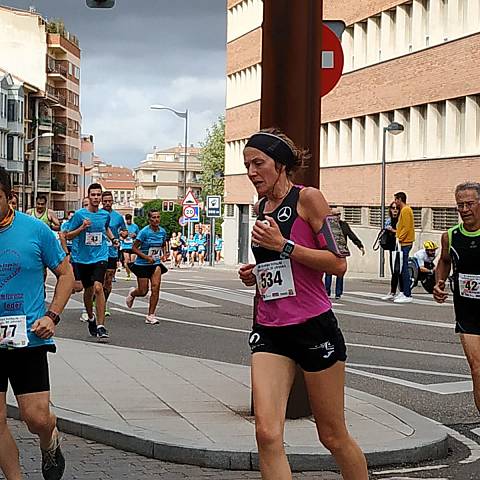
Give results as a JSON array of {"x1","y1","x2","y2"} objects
[
  {"x1": 51, "y1": 179, "x2": 66, "y2": 192},
  {"x1": 47, "y1": 56, "x2": 68, "y2": 78},
  {"x1": 53, "y1": 122, "x2": 67, "y2": 136},
  {"x1": 38, "y1": 116, "x2": 53, "y2": 129},
  {"x1": 51, "y1": 152, "x2": 66, "y2": 165},
  {"x1": 38, "y1": 146, "x2": 52, "y2": 158},
  {"x1": 38, "y1": 177, "x2": 51, "y2": 189}
]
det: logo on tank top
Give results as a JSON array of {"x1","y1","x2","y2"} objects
[{"x1": 277, "y1": 206, "x2": 292, "y2": 223}]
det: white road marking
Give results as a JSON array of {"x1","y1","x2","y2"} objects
[
  {"x1": 347, "y1": 367, "x2": 473, "y2": 394},
  {"x1": 472, "y1": 427, "x2": 480, "y2": 438},
  {"x1": 349, "y1": 363, "x2": 470, "y2": 379},
  {"x1": 187, "y1": 289, "x2": 253, "y2": 306},
  {"x1": 336, "y1": 308, "x2": 453, "y2": 329},
  {"x1": 110, "y1": 307, "x2": 250, "y2": 334},
  {"x1": 108, "y1": 291, "x2": 218, "y2": 309},
  {"x1": 349, "y1": 290, "x2": 452, "y2": 307}
]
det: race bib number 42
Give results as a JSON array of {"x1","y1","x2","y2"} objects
[
  {"x1": 459, "y1": 273, "x2": 480, "y2": 299},
  {"x1": 254, "y1": 259, "x2": 296, "y2": 301},
  {"x1": 0, "y1": 315, "x2": 29, "y2": 348},
  {"x1": 85, "y1": 232, "x2": 102, "y2": 246}
]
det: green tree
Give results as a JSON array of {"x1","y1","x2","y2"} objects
[
  {"x1": 199, "y1": 116, "x2": 225, "y2": 199},
  {"x1": 134, "y1": 200, "x2": 183, "y2": 237}
]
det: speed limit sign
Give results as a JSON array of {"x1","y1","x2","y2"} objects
[{"x1": 182, "y1": 205, "x2": 199, "y2": 222}]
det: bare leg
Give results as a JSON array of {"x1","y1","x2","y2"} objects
[
  {"x1": 103, "y1": 269, "x2": 115, "y2": 302},
  {"x1": 460, "y1": 334, "x2": 480, "y2": 412},
  {"x1": 93, "y1": 281, "x2": 107, "y2": 326},
  {"x1": 148, "y1": 267, "x2": 162, "y2": 316},
  {"x1": 251, "y1": 353, "x2": 296, "y2": 480},
  {"x1": 304, "y1": 362, "x2": 368, "y2": 480},
  {"x1": 0, "y1": 394, "x2": 22, "y2": 480},
  {"x1": 83, "y1": 286, "x2": 95, "y2": 319}
]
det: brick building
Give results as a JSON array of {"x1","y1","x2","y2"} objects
[{"x1": 224, "y1": 0, "x2": 480, "y2": 272}]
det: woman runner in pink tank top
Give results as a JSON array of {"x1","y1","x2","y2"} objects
[{"x1": 238, "y1": 128, "x2": 368, "y2": 480}]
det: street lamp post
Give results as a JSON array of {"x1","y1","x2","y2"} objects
[
  {"x1": 149, "y1": 105, "x2": 189, "y2": 198},
  {"x1": 380, "y1": 121, "x2": 404, "y2": 277}
]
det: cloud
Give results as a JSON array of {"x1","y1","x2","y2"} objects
[{"x1": 3, "y1": 0, "x2": 226, "y2": 167}]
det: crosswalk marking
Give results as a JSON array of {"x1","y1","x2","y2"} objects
[
  {"x1": 349, "y1": 290, "x2": 452, "y2": 307},
  {"x1": 187, "y1": 289, "x2": 253, "y2": 306}
]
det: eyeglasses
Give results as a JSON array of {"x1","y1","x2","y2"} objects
[{"x1": 456, "y1": 201, "x2": 479, "y2": 211}]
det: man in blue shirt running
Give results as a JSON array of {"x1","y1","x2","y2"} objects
[
  {"x1": 0, "y1": 167, "x2": 74, "y2": 480},
  {"x1": 101, "y1": 191, "x2": 127, "y2": 316},
  {"x1": 66, "y1": 184, "x2": 117, "y2": 341}
]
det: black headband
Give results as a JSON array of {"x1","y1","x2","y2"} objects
[{"x1": 245, "y1": 132, "x2": 296, "y2": 167}]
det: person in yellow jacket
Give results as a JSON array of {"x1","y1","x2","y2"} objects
[{"x1": 394, "y1": 191, "x2": 415, "y2": 303}]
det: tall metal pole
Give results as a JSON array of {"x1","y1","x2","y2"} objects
[
  {"x1": 33, "y1": 98, "x2": 39, "y2": 205},
  {"x1": 209, "y1": 217, "x2": 216, "y2": 267},
  {"x1": 183, "y1": 110, "x2": 188, "y2": 197},
  {"x1": 380, "y1": 127, "x2": 387, "y2": 278}
]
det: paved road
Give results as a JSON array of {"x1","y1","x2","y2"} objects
[{"x1": 46, "y1": 266, "x2": 480, "y2": 479}]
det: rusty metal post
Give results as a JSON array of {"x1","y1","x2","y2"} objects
[{"x1": 251, "y1": 0, "x2": 323, "y2": 419}]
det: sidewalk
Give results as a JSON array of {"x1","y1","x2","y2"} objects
[{"x1": 7, "y1": 338, "x2": 448, "y2": 471}]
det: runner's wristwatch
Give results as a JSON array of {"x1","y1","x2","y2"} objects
[
  {"x1": 280, "y1": 240, "x2": 295, "y2": 259},
  {"x1": 45, "y1": 310, "x2": 61, "y2": 325}
]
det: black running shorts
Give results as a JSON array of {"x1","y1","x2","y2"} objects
[
  {"x1": 107, "y1": 256, "x2": 118, "y2": 271},
  {"x1": 249, "y1": 310, "x2": 347, "y2": 372},
  {"x1": 76, "y1": 261, "x2": 108, "y2": 289},
  {"x1": 0, "y1": 346, "x2": 52, "y2": 396},
  {"x1": 128, "y1": 263, "x2": 168, "y2": 279}
]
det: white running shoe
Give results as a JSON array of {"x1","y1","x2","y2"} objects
[
  {"x1": 394, "y1": 293, "x2": 413, "y2": 303},
  {"x1": 145, "y1": 314, "x2": 159, "y2": 325},
  {"x1": 381, "y1": 293, "x2": 396, "y2": 301},
  {"x1": 80, "y1": 311, "x2": 89, "y2": 322},
  {"x1": 126, "y1": 287, "x2": 136, "y2": 308}
]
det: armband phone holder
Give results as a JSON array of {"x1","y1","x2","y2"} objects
[{"x1": 317, "y1": 216, "x2": 350, "y2": 258}]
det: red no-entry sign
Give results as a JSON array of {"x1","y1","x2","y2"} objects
[{"x1": 321, "y1": 24, "x2": 344, "y2": 97}]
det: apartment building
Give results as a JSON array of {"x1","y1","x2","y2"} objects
[
  {"x1": 134, "y1": 145, "x2": 203, "y2": 206},
  {"x1": 224, "y1": 0, "x2": 480, "y2": 272},
  {"x1": 0, "y1": 6, "x2": 81, "y2": 212}
]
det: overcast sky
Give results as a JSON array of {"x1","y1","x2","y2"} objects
[{"x1": 4, "y1": 0, "x2": 226, "y2": 167}]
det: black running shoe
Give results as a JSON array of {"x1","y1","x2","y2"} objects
[
  {"x1": 96, "y1": 325, "x2": 109, "y2": 340},
  {"x1": 41, "y1": 436, "x2": 65, "y2": 480},
  {"x1": 87, "y1": 316, "x2": 97, "y2": 337}
]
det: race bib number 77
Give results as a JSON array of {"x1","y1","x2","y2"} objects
[
  {"x1": 459, "y1": 273, "x2": 480, "y2": 299},
  {"x1": 0, "y1": 315, "x2": 29, "y2": 348}
]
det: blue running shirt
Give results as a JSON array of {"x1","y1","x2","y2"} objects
[
  {"x1": 134, "y1": 226, "x2": 167, "y2": 266},
  {"x1": 105, "y1": 210, "x2": 126, "y2": 258},
  {"x1": 0, "y1": 212, "x2": 65, "y2": 349},
  {"x1": 121, "y1": 223, "x2": 140, "y2": 251},
  {"x1": 69, "y1": 208, "x2": 110, "y2": 264}
]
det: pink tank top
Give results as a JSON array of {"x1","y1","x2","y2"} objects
[{"x1": 252, "y1": 186, "x2": 332, "y2": 327}]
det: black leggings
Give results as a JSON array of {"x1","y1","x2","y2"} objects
[{"x1": 389, "y1": 250, "x2": 403, "y2": 293}]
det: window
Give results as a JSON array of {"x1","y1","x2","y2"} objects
[
  {"x1": 225, "y1": 204, "x2": 235, "y2": 217},
  {"x1": 7, "y1": 100, "x2": 16, "y2": 122},
  {"x1": 6, "y1": 135, "x2": 13, "y2": 160},
  {"x1": 68, "y1": 63, "x2": 73, "y2": 76},
  {"x1": 152, "y1": 174, "x2": 157, "y2": 182},
  {"x1": 343, "y1": 206, "x2": 362, "y2": 225},
  {"x1": 432, "y1": 208, "x2": 459, "y2": 230},
  {"x1": 74, "y1": 66, "x2": 80, "y2": 79}
]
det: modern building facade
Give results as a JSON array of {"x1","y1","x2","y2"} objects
[
  {"x1": 0, "y1": 5, "x2": 81, "y2": 213},
  {"x1": 224, "y1": 0, "x2": 480, "y2": 272},
  {"x1": 134, "y1": 145, "x2": 203, "y2": 206}
]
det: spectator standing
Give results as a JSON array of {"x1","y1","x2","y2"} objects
[
  {"x1": 325, "y1": 208, "x2": 365, "y2": 299},
  {"x1": 393, "y1": 191, "x2": 415, "y2": 303},
  {"x1": 382, "y1": 202, "x2": 403, "y2": 300}
]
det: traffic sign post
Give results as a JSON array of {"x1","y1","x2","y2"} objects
[
  {"x1": 178, "y1": 216, "x2": 187, "y2": 227},
  {"x1": 206, "y1": 195, "x2": 222, "y2": 218}
]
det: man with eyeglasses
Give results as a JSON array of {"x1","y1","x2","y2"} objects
[{"x1": 434, "y1": 181, "x2": 480, "y2": 412}]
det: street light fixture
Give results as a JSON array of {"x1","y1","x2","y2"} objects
[
  {"x1": 380, "y1": 121, "x2": 404, "y2": 278},
  {"x1": 149, "y1": 105, "x2": 189, "y2": 198}
]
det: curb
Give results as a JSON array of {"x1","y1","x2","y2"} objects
[{"x1": 7, "y1": 388, "x2": 449, "y2": 471}]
